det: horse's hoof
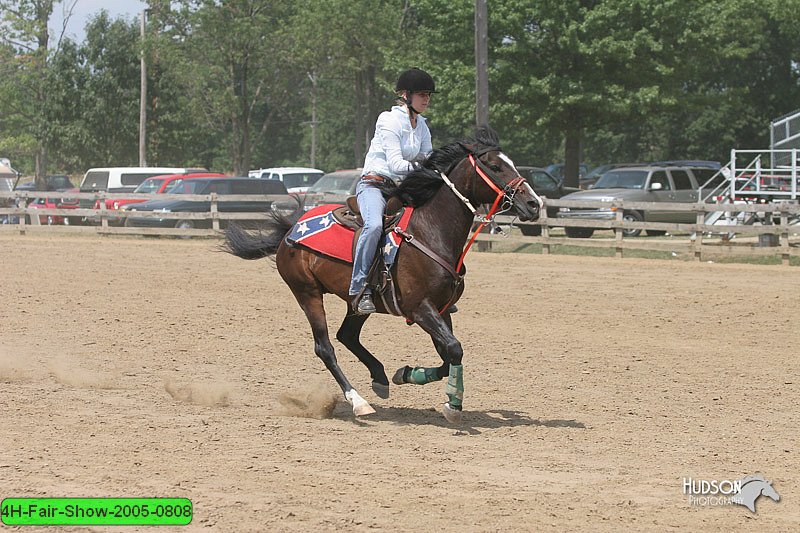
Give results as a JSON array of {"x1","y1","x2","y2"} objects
[
  {"x1": 372, "y1": 381, "x2": 390, "y2": 399},
  {"x1": 392, "y1": 366, "x2": 411, "y2": 385},
  {"x1": 443, "y1": 402, "x2": 463, "y2": 424},
  {"x1": 345, "y1": 389, "x2": 376, "y2": 417},
  {"x1": 353, "y1": 403, "x2": 376, "y2": 416}
]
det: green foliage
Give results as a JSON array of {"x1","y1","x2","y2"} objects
[{"x1": 0, "y1": 0, "x2": 797, "y2": 179}]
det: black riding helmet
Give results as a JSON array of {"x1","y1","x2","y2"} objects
[{"x1": 395, "y1": 68, "x2": 436, "y2": 93}]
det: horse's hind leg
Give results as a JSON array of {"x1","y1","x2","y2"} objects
[
  {"x1": 336, "y1": 309, "x2": 390, "y2": 399},
  {"x1": 295, "y1": 291, "x2": 375, "y2": 416}
]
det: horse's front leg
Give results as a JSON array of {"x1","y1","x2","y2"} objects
[
  {"x1": 397, "y1": 302, "x2": 464, "y2": 423},
  {"x1": 392, "y1": 311, "x2": 452, "y2": 385}
]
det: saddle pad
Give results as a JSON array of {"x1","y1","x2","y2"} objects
[
  {"x1": 285, "y1": 204, "x2": 414, "y2": 265},
  {"x1": 286, "y1": 204, "x2": 354, "y2": 263}
]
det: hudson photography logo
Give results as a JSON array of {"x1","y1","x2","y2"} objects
[{"x1": 683, "y1": 474, "x2": 780, "y2": 513}]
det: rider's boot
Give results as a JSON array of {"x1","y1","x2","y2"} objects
[{"x1": 356, "y1": 293, "x2": 376, "y2": 315}]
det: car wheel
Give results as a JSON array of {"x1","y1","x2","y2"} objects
[
  {"x1": 645, "y1": 230, "x2": 666, "y2": 236},
  {"x1": 519, "y1": 224, "x2": 542, "y2": 236},
  {"x1": 622, "y1": 211, "x2": 643, "y2": 237},
  {"x1": 565, "y1": 227, "x2": 594, "y2": 238}
]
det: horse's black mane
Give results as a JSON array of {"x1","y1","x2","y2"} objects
[{"x1": 388, "y1": 126, "x2": 501, "y2": 207}]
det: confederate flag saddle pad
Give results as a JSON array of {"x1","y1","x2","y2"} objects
[{"x1": 285, "y1": 204, "x2": 414, "y2": 266}]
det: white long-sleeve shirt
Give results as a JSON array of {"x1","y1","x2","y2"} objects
[{"x1": 362, "y1": 106, "x2": 432, "y2": 181}]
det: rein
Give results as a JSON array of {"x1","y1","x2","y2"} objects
[
  {"x1": 401, "y1": 148, "x2": 528, "y2": 314},
  {"x1": 441, "y1": 153, "x2": 526, "y2": 272}
]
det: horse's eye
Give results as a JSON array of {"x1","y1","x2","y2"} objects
[{"x1": 489, "y1": 164, "x2": 501, "y2": 172}]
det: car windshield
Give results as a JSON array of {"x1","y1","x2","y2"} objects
[
  {"x1": 164, "y1": 179, "x2": 205, "y2": 194},
  {"x1": 134, "y1": 179, "x2": 165, "y2": 193},
  {"x1": 282, "y1": 172, "x2": 323, "y2": 190},
  {"x1": 308, "y1": 174, "x2": 358, "y2": 194},
  {"x1": 528, "y1": 171, "x2": 558, "y2": 189},
  {"x1": 594, "y1": 170, "x2": 649, "y2": 189}
]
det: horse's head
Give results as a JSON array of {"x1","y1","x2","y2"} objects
[{"x1": 456, "y1": 133, "x2": 541, "y2": 222}]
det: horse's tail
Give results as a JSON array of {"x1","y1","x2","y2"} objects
[{"x1": 221, "y1": 201, "x2": 302, "y2": 260}]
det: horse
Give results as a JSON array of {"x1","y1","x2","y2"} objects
[{"x1": 222, "y1": 127, "x2": 541, "y2": 423}]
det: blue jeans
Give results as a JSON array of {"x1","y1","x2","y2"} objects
[{"x1": 349, "y1": 179, "x2": 386, "y2": 296}]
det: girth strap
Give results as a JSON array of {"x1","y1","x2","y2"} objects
[{"x1": 393, "y1": 227, "x2": 460, "y2": 281}]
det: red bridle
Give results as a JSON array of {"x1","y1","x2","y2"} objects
[{"x1": 457, "y1": 153, "x2": 527, "y2": 272}]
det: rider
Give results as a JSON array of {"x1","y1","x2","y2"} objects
[{"x1": 349, "y1": 67, "x2": 435, "y2": 314}]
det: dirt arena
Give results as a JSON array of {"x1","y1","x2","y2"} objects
[{"x1": 1, "y1": 233, "x2": 798, "y2": 532}]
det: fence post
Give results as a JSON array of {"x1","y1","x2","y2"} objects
[
  {"x1": 211, "y1": 193, "x2": 219, "y2": 231},
  {"x1": 614, "y1": 207, "x2": 623, "y2": 258},
  {"x1": 16, "y1": 193, "x2": 26, "y2": 235},
  {"x1": 693, "y1": 211, "x2": 704, "y2": 262},
  {"x1": 780, "y1": 210, "x2": 790, "y2": 266},
  {"x1": 99, "y1": 192, "x2": 108, "y2": 232},
  {"x1": 540, "y1": 198, "x2": 550, "y2": 255}
]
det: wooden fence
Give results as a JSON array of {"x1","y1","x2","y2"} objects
[{"x1": 2, "y1": 191, "x2": 799, "y2": 264}]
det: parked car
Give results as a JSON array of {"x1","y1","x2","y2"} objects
[
  {"x1": 26, "y1": 191, "x2": 81, "y2": 225},
  {"x1": 123, "y1": 177, "x2": 289, "y2": 229},
  {"x1": 580, "y1": 163, "x2": 643, "y2": 189},
  {"x1": 78, "y1": 167, "x2": 207, "y2": 211},
  {"x1": 544, "y1": 163, "x2": 589, "y2": 183},
  {"x1": 248, "y1": 166, "x2": 324, "y2": 194},
  {"x1": 557, "y1": 165, "x2": 709, "y2": 238},
  {"x1": 14, "y1": 175, "x2": 75, "y2": 192},
  {"x1": 90, "y1": 172, "x2": 226, "y2": 225},
  {"x1": 514, "y1": 166, "x2": 579, "y2": 235},
  {"x1": 302, "y1": 169, "x2": 362, "y2": 210}
]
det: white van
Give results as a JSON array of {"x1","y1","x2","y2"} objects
[
  {"x1": 79, "y1": 167, "x2": 208, "y2": 194},
  {"x1": 247, "y1": 166, "x2": 323, "y2": 193}
]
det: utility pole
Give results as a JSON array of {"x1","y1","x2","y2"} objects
[
  {"x1": 475, "y1": 0, "x2": 489, "y2": 126},
  {"x1": 309, "y1": 72, "x2": 317, "y2": 168},
  {"x1": 139, "y1": 9, "x2": 147, "y2": 167}
]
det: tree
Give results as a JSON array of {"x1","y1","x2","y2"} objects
[
  {"x1": 287, "y1": 0, "x2": 407, "y2": 170},
  {"x1": 0, "y1": 0, "x2": 76, "y2": 185},
  {"x1": 160, "y1": 0, "x2": 301, "y2": 175}
]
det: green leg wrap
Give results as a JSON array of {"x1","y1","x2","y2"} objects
[
  {"x1": 444, "y1": 364, "x2": 464, "y2": 408},
  {"x1": 408, "y1": 366, "x2": 443, "y2": 385}
]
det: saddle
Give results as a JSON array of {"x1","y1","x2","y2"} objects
[{"x1": 333, "y1": 195, "x2": 405, "y2": 229}]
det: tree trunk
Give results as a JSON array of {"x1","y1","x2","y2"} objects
[
  {"x1": 34, "y1": 145, "x2": 48, "y2": 190},
  {"x1": 563, "y1": 126, "x2": 582, "y2": 188},
  {"x1": 34, "y1": 0, "x2": 53, "y2": 185},
  {"x1": 354, "y1": 70, "x2": 366, "y2": 167}
]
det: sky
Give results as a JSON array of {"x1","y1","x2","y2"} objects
[{"x1": 49, "y1": 0, "x2": 147, "y2": 44}]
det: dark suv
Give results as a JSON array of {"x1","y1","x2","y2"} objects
[{"x1": 123, "y1": 177, "x2": 289, "y2": 229}]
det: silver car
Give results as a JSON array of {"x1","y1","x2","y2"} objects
[{"x1": 556, "y1": 166, "x2": 709, "y2": 238}]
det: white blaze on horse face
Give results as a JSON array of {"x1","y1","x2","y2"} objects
[
  {"x1": 498, "y1": 152, "x2": 518, "y2": 174},
  {"x1": 498, "y1": 152, "x2": 543, "y2": 207}
]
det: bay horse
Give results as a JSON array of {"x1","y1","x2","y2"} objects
[{"x1": 223, "y1": 127, "x2": 541, "y2": 423}]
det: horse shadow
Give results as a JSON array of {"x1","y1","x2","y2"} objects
[{"x1": 331, "y1": 403, "x2": 586, "y2": 434}]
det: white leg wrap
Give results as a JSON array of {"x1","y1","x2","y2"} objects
[{"x1": 345, "y1": 389, "x2": 376, "y2": 416}]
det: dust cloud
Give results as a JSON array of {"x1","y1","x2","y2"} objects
[
  {"x1": 276, "y1": 379, "x2": 337, "y2": 419},
  {"x1": 164, "y1": 380, "x2": 232, "y2": 407}
]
